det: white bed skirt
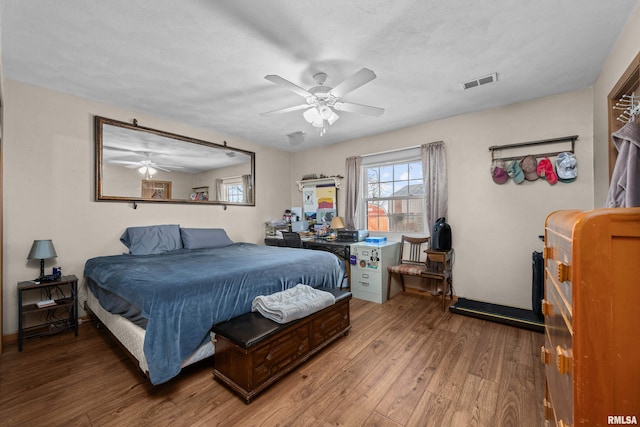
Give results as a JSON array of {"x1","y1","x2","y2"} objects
[{"x1": 86, "y1": 291, "x2": 215, "y2": 376}]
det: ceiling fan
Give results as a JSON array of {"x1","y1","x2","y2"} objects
[{"x1": 261, "y1": 68, "x2": 384, "y2": 136}]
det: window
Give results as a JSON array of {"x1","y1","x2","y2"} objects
[
  {"x1": 221, "y1": 177, "x2": 244, "y2": 203},
  {"x1": 359, "y1": 148, "x2": 425, "y2": 233}
]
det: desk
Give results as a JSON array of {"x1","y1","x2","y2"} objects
[{"x1": 264, "y1": 237, "x2": 352, "y2": 288}]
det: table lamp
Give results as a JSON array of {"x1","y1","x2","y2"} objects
[
  {"x1": 330, "y1": 217, "x2": 345, "y2": 230},
  {"x1": 27, "y1": 239, "x2": 57, "y2": 279}
]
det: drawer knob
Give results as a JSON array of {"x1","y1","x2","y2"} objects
[
  {"x1": 540, "y1": 345, "x2": 551, "y2": 365},
  {"x1": 541, "y1": 299, "x2": 553, "y2": 317},
  {"x1": 556, "y1": 345, "x2": 573, "y2": 375},
  {"x1": 557, "y1": 262, "x2": 571, "y2": 282},
  {"x1": 543, "y1": 246, "x2": 555, "y2": 260}
]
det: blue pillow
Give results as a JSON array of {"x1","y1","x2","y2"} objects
[
  {"x1": 120, "y1": 224, "x2": 183, "y2": 255},
  {"x1": 180, "y1": 228, "x2": 233, "y2": 250}
]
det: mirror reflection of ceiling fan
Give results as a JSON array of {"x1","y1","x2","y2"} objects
[
  {"x1": 108, "y1": 153, "x2": 183, "y2": 178},
  {"x1": 261, "y1": 67, "x2": 384, "y2": 136}
]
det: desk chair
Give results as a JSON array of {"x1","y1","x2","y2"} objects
[
  {"x1": 282, "y1": 231, "x2": 303, "y2": 248},
  {"x1": 386, "y1": 235, "x2": 430, "y2": 299}
]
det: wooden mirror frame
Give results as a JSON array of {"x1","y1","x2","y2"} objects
[{"x1": 95, "y1": 116, "x2": 255, "y2": 206}]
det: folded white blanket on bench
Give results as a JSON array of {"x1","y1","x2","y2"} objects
[{"x1": 251, "y1": 284, "x2": 336, "y2": 324}]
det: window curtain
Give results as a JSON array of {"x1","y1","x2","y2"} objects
[
  {"x1": 242, "y1": 174, "x2": 252, "y2": 204},
  {"x1": 421, "y1": 142, "x2": 447, "y2": 235},
  {"x1": 215, "y1": 178, "x2": 223, "y2": 201},
  {"x1": 344, "y1": 156, "x2": 362, "y2": 229}
]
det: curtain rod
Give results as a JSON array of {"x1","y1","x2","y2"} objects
[
  {"x1": 218, "y1": 175, "x2": 242, "y2": 181},
  {"x1": 360, "y1": 141, "x2": 443, "y2": 158}
]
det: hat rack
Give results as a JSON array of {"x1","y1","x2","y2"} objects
[
  {"x1": 488, "y1": 135, "x2": 578, "y2": 162},
  {"x1": 613, "y1": 93, "x2": 640, "y2": 123}
]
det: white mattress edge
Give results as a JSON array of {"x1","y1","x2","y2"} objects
[{"x1": 86, "y1": 291, "x2": 214, "y2": 377}]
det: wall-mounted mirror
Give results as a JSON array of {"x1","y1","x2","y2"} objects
[{"x1": 95, "y1": 116, "x2": 255, "y2": 206}]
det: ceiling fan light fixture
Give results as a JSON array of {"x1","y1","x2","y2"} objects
[
  {"x1": 138, "y1": 165, "x2": 156, "y2": 178},
  {"x1": 303, "y1": 107, "x2": 322, "y2": 124},
  {"x1": 326, "y1": 109, "x2": 340, "y2": 125},
  {"x1": 319, "y1": 105, "x2": 339, "y2": 123}
]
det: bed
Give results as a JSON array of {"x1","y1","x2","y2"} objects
[{"x1": 84, "y1": 225, "x2": 343, "y2": 385}]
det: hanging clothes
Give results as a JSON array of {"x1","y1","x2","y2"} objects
[{"x1": 606, "y1": 120, "x2": 640, "y2": 207}]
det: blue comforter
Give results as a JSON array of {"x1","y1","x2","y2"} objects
[{"x1": 83, "y1": 243, "x2": 343, "y2": 384}]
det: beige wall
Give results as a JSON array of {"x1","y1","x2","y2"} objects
[
  {"x1": 2, "y1": 80, "x2": 292, "y2": 335},
  {"x1": 4, "y1": 1, "x2": 639, "y2": 335},
  {"x1": 291, "y1": 88, "x2": 595, "y2": 309},
  {"x1": 593, "y1": 3, "x2": 640, "y2": 206}
]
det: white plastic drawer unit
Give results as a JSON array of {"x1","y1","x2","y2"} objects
[{"x1": 349, "y1": 241, "x2": 400, "y2": 303}]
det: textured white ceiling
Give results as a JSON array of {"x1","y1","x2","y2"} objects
[{"x1": 2, "y1": 0, "x2": 638, "y2": 151}]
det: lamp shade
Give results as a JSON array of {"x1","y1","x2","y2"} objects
[
  {"x1": 27, "y1": 240, "x2": 57, "y2": 260},
  {"x1": 330, "y1": 217, "x2": 345, "y2": 230}
]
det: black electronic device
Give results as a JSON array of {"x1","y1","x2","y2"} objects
[
  {"x1": 37, "y1": 273, "x2": 61, "y2": 283},
  {"x1": 431, "y1": 217, "x2": 452, "y2": 250},
  {"x1": 336, "y1": 229, "x2": 369, "y2": 242}
]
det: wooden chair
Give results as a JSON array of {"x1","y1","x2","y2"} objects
[
  {"x1": 386, "y1": 235, "x2": 430, "y2": 299},
  {"x1": 281, "y1": 231, "x2": 303, "y2": 248}
]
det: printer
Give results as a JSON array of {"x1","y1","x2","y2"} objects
[{"x1": 336, "y1": 229, "x2": 369, "y2": 242}]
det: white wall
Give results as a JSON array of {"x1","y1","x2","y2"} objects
[
  {"x1": 291, "y1": 88, "x2": 595, "y2": 308},
  {"x1": 593, "y1": 3, "x2": 640, "y2": 206},
  {"x1": 2, "y1": 80, "x2": 292, "y2": 335}
]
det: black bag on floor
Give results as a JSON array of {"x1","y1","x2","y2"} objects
[{"x1": 532, "y1": 251, "x2": 544, "y2": 320}]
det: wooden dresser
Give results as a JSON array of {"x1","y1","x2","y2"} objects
[{"x1": 542, "y1": 208, "x2": 640, "y2": 426}]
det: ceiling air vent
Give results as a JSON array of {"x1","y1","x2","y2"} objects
[{"x1": 461, "y1": 73, "x2": 498, "y2": 90}]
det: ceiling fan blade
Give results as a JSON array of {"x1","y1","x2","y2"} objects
[
  {"x1": 154, "y1": 164, "x2": 184, "y2": 170},
  {"x1": 330, "y1": 68, "x2": 377, "y2": 98},
  {"x1": 264, "y1": 75, "x2": 313, "y2": 98},
  {"x1": 333, "y1": 101, "x2": 385, "y2": 116},
  {"x1": 260, "y1": 104, "x2": 310, "y2": 116},
  {"x1": 108, "y1": 160, "x2": 141, "y2": 165},
  {"x1": 152, "y1": 165, "x2": 172, "y2": 173}
]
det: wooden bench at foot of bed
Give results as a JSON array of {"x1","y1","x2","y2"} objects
[{"x1": 211, "y1": 287, "x2": 351, "y2": 403}]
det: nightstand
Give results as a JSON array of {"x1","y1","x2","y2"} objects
[
  {"x1": 423, "y1": 249, "x2": 453, "y2": 311},
  {"x1": 17, "y1": 274, "x2": 78, "y2": 351}
]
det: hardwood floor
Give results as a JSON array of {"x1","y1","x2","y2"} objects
[{"x1": 0, "y1": 294, "x2": 544, "y2": 426}]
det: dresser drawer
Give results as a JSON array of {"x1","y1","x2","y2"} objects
[
  {"x1": 543, "y1": 279, "x2": 574, "y2": 427},
  {"x1": 545, "y1": 231, "x2": 573, "y2": 308},
  {"x1": 544, "y1": 269, "x2": 572, "y2": 327}
]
